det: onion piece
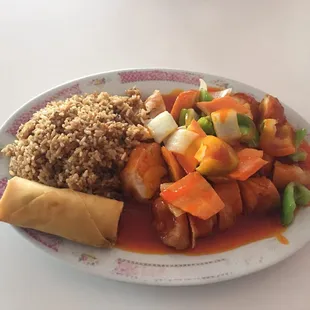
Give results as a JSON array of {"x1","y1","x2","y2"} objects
[
  {"x1": 164, "y1": 129, "x2": 199, "y2": 155},
  {"x1": 199, "y1": 78, "x2": 208, "y2": 91},
  {"x1": 210, "y1": 88, "x2": 232, "y2": 99},
  {"x1": 211, "y1": 109, "x2": 242, "y2": 142},
  {"x1": 147, "y1": 111, "x2": 178, "y2": 143},
  {"x1": 168, "y1": 205, "x2": 185, "y2": 217},
  {"x1": 160, "y1": 182, "x2": 174, "y2": 192}
]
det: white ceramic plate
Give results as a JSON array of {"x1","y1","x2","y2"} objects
[{"x1": 1, "y1": 69, "x2": 309, "y2": 286}]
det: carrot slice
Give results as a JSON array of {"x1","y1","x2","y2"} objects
[
  {"x1": 238, "y1": 177, "x2": 280, "y2": 214},
  {"x1": 175, "y1": 154, "x2": 197, "y2": 174},
  {"x1": 170, "y1": 90, "x2": 199, "y2": 121},
  {"x1": 187, "y1": 119, "x2": 207, "y2": 137},
  {"x1": 197, "y1": 96, "x2": 252, "y2": 118},
  {"x1": 174, "y1": 136, "x2": 203, "y2": 173},
  {"x1": 161, "y1": 146, "x2": 185, "y2": 181},
  {"x1": 229, "y1": 148, "x2": 268, "y2": 181},
  {"x1": 160, "y1": 172, "x2": 225, "y2": 220}
]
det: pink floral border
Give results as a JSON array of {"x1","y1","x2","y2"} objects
[
  {"x1": 6, "y1": 83, "x2": 82, "y2": 136},
  {"x1": 87, "y1": 77, "x2": 106, "y2": 86},
  {"x1": 119, "y1": 70, "x2": 203, "y2": 85},
  {"x1": 112, "y1": 258, "x2": 230, "y2": 281},
  {"x1": 78, "y1": 253, "x2": 99, "y2": 266},
  {"x1": 0, "y1": 178, "x2": 8, "y2": 198},
  {"x1": 24, "y1": 229, "x2": 62, "y2": 252}
]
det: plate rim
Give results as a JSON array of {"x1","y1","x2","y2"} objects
[{"x1": 1, "y1": 67, "x2": 309, "y2": 286}]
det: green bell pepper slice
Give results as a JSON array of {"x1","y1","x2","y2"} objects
[
  {"x1": 178, "y1": 108, "x2": 199, "y2": 127},
  {"x1": 199, "y1": 89, "x2": 213, "y2": 102},
  {"x1": 281, "y1": 182, "x2": 310, "y2": 226},
  {"x1": 178, "y1": 108, "x2": 188, "y2": 126},
  {"x1": 197, "y1": 116, "x2": 215, "y2": 135},
  {"x1": 237, "y1": 113, "x2": 259, "y2": 148},
  {"x1": 289, "y1": 129, "x2": 307, "y2": 162},
  {"x1": 290, "y1": 150, "x2": 307, "y2": 162},
  {"x1": 295, "y1": 129, "x2": 307, "y2": 148}
]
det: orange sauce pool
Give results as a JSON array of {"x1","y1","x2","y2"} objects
[
  {"x1": 116, "y1": 88, "x2": 288, "y2": 255},
  {"x1": 116, "y1": 200, "x2": 286, "y2": 255}
]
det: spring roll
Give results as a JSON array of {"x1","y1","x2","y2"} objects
[{"x1": 0, "y1": 177, "x2": 124, "y2": 248}]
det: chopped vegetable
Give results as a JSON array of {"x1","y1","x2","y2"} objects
[
  {"x1": 168, "y1": 205, "x2": 186, "y2": 217},
  {"x1": 259, "y1": 95, "x2": 286, "y2": 124},
  {"x1": 185, "y1": 109, "x2": 199, "y2": 127},
  {"x1": 145, "y1": 90, "x2": 166, "y2": 118},
  {"x1": 237, "y1": 113, "x2": 259, "y2": 147},
  {"x1": 195, "y1": 136, "x2": 239, "y2": 176},
  {"x1": 214, "y1": 182, "x2": 243, "y2": 231},
  {"x1": 199, "y1": 78, "x2": 214, "y2": 101},
  {"x1": 152, "y1": 197, "x2": 190, "y2": 250},
  {"x1": 161, "y1": 146, "x2": 185, "y2": 181},
  {"x1": 189, "y1": 215, "x2": 217, "y2": 248},
  {"x1": 281, "y1": 182, "x2": 310, "y2": 226},
  {"x1": 160, "y1": 183, "x2": 174, "y2": 192},
  {"x1": 199, "y1": 78, "x2": 208, "y2": 91},
  {"x1": 210, "y1": 88, "x2": 232, "y2": 99},
  {"x1": 200, "y1": 89, "x2": 214, "y2": 102},
  {"x1": 170, "y1": 90, "x2": 199, "y2": 121},
  {"x1": 165, "y1": 129, "x2": 199, "y2": 155},
  {"x1": 295, "y1": 129, "x2": 307, "y2": 148},
  {"x1": 289, "y1": 129, "x2": 308, "y2": 162},
  {"x1": 232, "y1": 93, "x2": 260, "y2": 124},
  {"x1": 160, "y1": 183, "x2": 185, "y2": 217},
  {"x1": 211, "y1": 109, "x2": 242, "y2": 143},
  {"x1": 178, "y1": 108, "x2": 199, "y2": 127},
  {"x1": 175, "y1": 154, "x2": 198, "y2": 174},
  {"x1": 197, "y1": 116, "x2": 215, "y2": 135},
  {"x1": 174, "y1": 137, "x2": 203, "y2": 173},
  {"x1": 229, "y1": 149, "x2": 268, "y2": 181},
  {"x1": 290, "y1": 151, "x2": 307, "y2": 162},
  {"x1": 238, "y1": 177, "x2": 280, "y2": 214},
  {"x1": 121, "y1": 143, "x2": 167, "y2": 201},
  {"x1": 187, "y1": 119, "x2": 207, "y2": 137},
  {"x1": 197, "y1": 96, "x2": 252, "y2": 118},
  {"x1": 147, "y1": 111, "x2": 178, "y2": 143},
  {"x1": 273, "y1": 161, "x2": 310, "y2": 189},
  {"x1": 178, "y1": 108, "x2": 188, "y2": 126},
  {"x1": 160, "y1": 172, "x2": 225, "y2": 220},
  {"x1": 260, "y1": 119, "x2": 296, "y2": 157}
]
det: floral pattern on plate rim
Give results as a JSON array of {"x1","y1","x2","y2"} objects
[
  {"x1": 77, "y1": 253, "x2": 99, "y2": 266},
  {"x1": 0, "y1": 178, "x2": 8, "y2": 198},
  {"x1": 87, "y1": 78, "x2": 106, "y2": 86},
  {"x1": 24, "y1": 229, "x2": 62, "y2": 252},
  {"x1": 119, "y1": 70, "x2": 203, "y2": 85},
  {"x1": 111, "y1": 258, "x2": 232, "y2": 282}
]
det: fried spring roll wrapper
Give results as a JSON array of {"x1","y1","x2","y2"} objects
[{"x1": 0, "y1": 177, "x2": 124, "y2": 248}]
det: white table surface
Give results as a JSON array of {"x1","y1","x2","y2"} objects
[{"x1": 1, "y1": 0, "x2": 310, "y2": 309}]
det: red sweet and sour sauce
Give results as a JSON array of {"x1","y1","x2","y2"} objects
[{"x1": 116, "y1": 89, "x2": 288, "y2": 255}]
